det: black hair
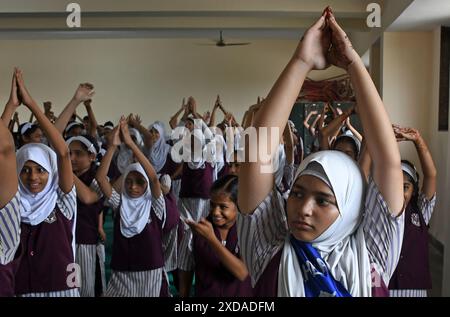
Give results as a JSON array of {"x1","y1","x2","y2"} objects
[
  {"x1": 401, "y1": 159, "x2": 421, "y2": 214},
  {"x1": 332, "y1": 136, "x2": 359, "y2": 159},
  {"x1": 65, "y1": 122, "x2": 84, "y2": 135},
  {"x1": 104, "y1": 121, "x2": 114, "y2": 127},
  {"x1": 68, "y1": 134, "x2": 102, "y2": 164},
  {"x1": 401, "y1": 159, "x2": 420, "y2": 196},
  {"x1": 18, "y1": 123, "x2": 42, "y2": 148},
  {"x1": 83, "y1": 116, "x2": 89, "y2": 121},
  {"x1": 210, "y1": 174, "x2": 239, "y2": 205},
  {"x1": 19, "y1": 123, "x2": 40, "y2": 137}
]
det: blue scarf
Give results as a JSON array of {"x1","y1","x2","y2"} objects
[{"x1": 290, "y1": 235, "x2": 351, "y2": 297}]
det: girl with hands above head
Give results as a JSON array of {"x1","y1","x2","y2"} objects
[
  {"x1": 0, "y1": 70, "x2": 22, "y2": 297},
  {"x1": 237, "y1": 8, "x2": 404, "y2": 297},
  {"x1": 13, "y1": 68, "x2": 79, "y2": 297},
  {"x1": 389, "y1": 125, "x2": 437, "y2": 297},
  {"x1": 54, "y1": 83, "x2": 95, "y2": 139},
  {"x1": 95, "y1": 117, "x2": 168, "y2": 297}
]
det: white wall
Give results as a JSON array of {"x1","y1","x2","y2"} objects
[
  {"x1": 0, "y1": 38, "x2": 343, "y2": 129},
  {"x1": 383, "y1": 29, "x2": 450, "y2": 295}
]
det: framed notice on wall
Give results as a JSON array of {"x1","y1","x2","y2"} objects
[{"x1": 439, "y1": 27, "x2": 450, "y2": 131}]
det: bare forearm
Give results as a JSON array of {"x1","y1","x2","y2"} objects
[
  {"x1": 284, "y1": 125, "x2": 295, "y2": 164},
  {"x1": 74, "y1": 175, "x2": 100, "y2": 204},
  {"x1": 136, "y1": 124, "x2": 152, "y2": 147},
  {"x1": 96, "y1": 146, "x2": 116, "y2": 198},
  {"x1": 346, "y1": 121, "x2": 363, "y2": 141},
  {"x1": 54, "y1": 98, "x2": 80, "y2": 133},
  {"x1": 349, "y1": 60, "x2": 402, "y2": 213},
  {"x1": 85, "y1": 105, "x2": 98, "y2": 137},
  {"x1": 1, "y1": 104, "x2": 15, "y2": 126},
  {"x1": 27, "y1": 101, "x2": 68, "y2": 156},
  {"x1": 349, "y1": 60, "x2": 400, "y2": 167},
  {"x1": 414, "y1": 136, "x2": 436, "y2": 198},
  {"x1": 239, "y1": 58, "x2": 310, "y2": 213},
  {"x1": 321, "y1": 113, "x2": 348, "y2": 138},
  {"x1": 209, "y1": 107, "x2": 218, "y2": 127},
  {"x1": 178, "y1": 270, "x2": 194, "y2": 297},
  {"x1": 206, "y1": 237, "x2": 249, "y2": 281}
]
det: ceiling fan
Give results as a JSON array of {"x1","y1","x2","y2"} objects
[{"x1": 198, "y1": 31, "x2": 251, "y2": 47}]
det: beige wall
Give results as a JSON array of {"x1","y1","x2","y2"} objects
[
  {"x1": 383, "y1": 29, "x2": 450, "y2": 295},
  {"x1": 0, "y1": 37, "x2": 344, "y2": 129}
]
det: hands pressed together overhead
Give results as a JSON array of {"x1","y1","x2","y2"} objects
[
  {"x1": 393, "y1": 124, "x2": 421, "y2": 142},
  {"x1": 74, "y1": 83, "x2": 95, "y2": 103},
  {"x1": 295, "y1": 6, "x2": 359, "y2": 72}
]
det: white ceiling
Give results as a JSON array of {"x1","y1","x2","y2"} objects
[
  {"x1": 2, "y1": 0, "x2": 447, "y2": 53},
  {"x1": 388, "y1": 0, "x2": 450, "y2": 31}
]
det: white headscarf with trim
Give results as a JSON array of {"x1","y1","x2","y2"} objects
[
  {"x1": 120, "y1": 163, "x2": 152, "y2": 238},
  {"x1": 116, "y1": 127, "x2": 144, "y2": 174},
  {"x1": 16, "y1": 143, "x2": 59, "y2": 225},
  {"x1": 278, "y1": 150, "x2": 371, "y2": 297},
  {"x1": 147, "y1": 121, "x2": 171, "y2": 173}
]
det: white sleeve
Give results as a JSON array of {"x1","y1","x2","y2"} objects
[
  {"x1": 0, "y1": 192, "x2": 21, "y2": 265},
  {"x1": 237, "y1": 189, "x2": 288, "y2": 286},
  {"x1": 104, "y1": 188, "x2": 121, "y2": 210},
  {"x1": 56, "y1": 185, "x2": 77, "y2": 221}
]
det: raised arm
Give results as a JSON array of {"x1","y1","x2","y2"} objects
[
  {"x1": 0, "y1": 72, "x2": 18, "y2": 207},
  {"x1": 309, "y1": 113, "x2": 322, "y2": 137},
  {"x1": 169, "y1": 98, "x2": 187, "y2": 130},
  {"x1": 319, "y1": 106, "x2": 353, "y2": 150},
  {"x1": 54, "y1": 83, "x2": 95, "y2": 134},
  {"x1": 120, "y1": 118, "x2": 162, "y2": 199},
  {"x1": 96, "y1": 126, "x2": 120, "y2": 199},
  {"x1": 187, "y1": 97, "x2": 203, "y2": 120},
  {"x1": 302, "y1": 110, "x2": 317, "y2": 131},
  {"x1": 208, "y1": 95, "x2": 221, "y2": 127},
  {"x1": 394, "y1": 125, "x2": 437, "y2": 199},
  {"x1": 283, "y1": 122, "x2": 295, "y2": 164},
  {"x1": 128, "y1": 114, "x2": 153, "y2": 150},
  {"x1": 328, "y1": 13, "x2": 403, "y2": 214},
  {"x1": 1, "y1": 70, "x2": 21, "y2": 126},
  {"x1": 9, "y1": 112, "x2": 20, "y2": 133},
  {"x1": 238, "y1": 12, "x2": 331, "y2": 213},
  {"x1": 84, "y1": 99, "x2": 98, "y2": 138},
  {"x1": 345, "y1": 115, "x2": 363, "y2": 142},
  {"x1": 73, "y1": 174, "x2": 101, "y2": 204},
  {"x1": 16, "y1": 68, "x2": 74, "y2": 193}
]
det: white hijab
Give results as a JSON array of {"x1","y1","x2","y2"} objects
[
  {"x1": 147, "y1": 121, "x2": 171, "y2": 173},
  {"x1": 274, "y1": 144, "x2": 286, "y2": 187},
  {"x1": 182, "y1": 128, "x2": 214, "y2": 170},
  {"x1": 278, "y1": 150, "x2": 371, "y2": 297},
  {"x1": 116, "y1": 128, "x2": 144, "y2": 174},
  {"x1": 120, "y1": 163, "x2": 152, "y2": 238},
  {"x1": 16, "y1": 143, "x2": 59, "y2": 225}
]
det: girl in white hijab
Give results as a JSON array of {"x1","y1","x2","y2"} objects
[
  {"x1": 115, "y1": 127, "x2": 143, "y2": 174},
  {"x1": 0, "y1": 72, "x2": 21, "y2": 297},
  {"x1": 147, "y1": 121, "x2": 171, "y2": 173},
  {"x1": 236, "y1": 9, "x2": 405, "y2": 297},
  {"x1": 96, "y1": 118, "x2": 167, "y2": 297},
  {"x1": 13, "y1": 68, "x2": 78, "y2": 297}
]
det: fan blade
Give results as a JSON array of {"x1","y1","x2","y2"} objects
[
  {"x1": 224, "y1": 42, "x2": 251, "y2": 46},
  {"x1": 194, "y1": 43, "x2": 220, "y2": 46}
]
